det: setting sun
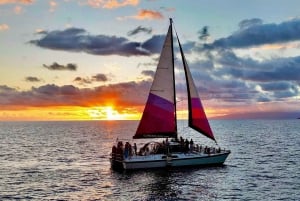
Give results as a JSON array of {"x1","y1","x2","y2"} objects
[
  {"x1": 87, "y1": 106, "x2": 140, "y2": 120},
  {"x1": 87, "y1": 106, "x2": 121, "y2": 120},
  {"x1": 102, "y1": 106, "x2": 122, "y2": 120}
]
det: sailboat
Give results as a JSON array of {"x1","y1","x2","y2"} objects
[{"x1": 110, "y1": 19, "x2": 230, "y2": 170}]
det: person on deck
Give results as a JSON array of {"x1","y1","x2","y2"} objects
[
  {"x1": 190, "y1": 139, "x2": 194, "y2": 152},
  {"x1": 124, "y1": 142, "x2": 130, "y2": 158},
  {"x1": 185, "y1": 139, "x2": 189, "y2": 153},
  {"x1": 133, "y1": 143, "x2": 137, "y2": 155}
]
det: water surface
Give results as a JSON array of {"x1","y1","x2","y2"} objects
[{"x1": 0, "y1": 120, "x2": 299, "y2": 200}]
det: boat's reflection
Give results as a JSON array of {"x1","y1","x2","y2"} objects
[{"x1": 109, "y1": 165, "x2": 228, "y2": 200}]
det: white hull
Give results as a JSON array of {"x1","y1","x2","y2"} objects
[{"x1": 111, "y1": 150, "x2": 230, "y2": 170}]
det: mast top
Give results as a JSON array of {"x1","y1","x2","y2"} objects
[{"x1": 169, "y1": 18, "x2": 173, "y2": 24}]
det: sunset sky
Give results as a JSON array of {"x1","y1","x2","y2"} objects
[{"x1": 1, "y1": 0, "x2": 300, "y2": 121}]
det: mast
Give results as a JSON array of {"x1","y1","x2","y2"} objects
[{"x1": 170, "y1": 18, "x2": 178, "y2": 138}]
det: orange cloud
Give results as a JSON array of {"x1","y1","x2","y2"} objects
[
  {"x1": 49, "y1": 1, "x2": 57, "y2": 12},
  {"x1": 133, "y1": 9, "x2": 163, "y2": 20},
  {"x1": 0, "y1": 0, "x2": 34, "y2": 4},
  {"x1": 86, "y1": 0, "x2": 139, "y2": 9},
  {"x1": 0, "y1": 24, "x2": 9, "y2": 31},
  {"x1": 14, "y1": 5, "x2": 22, "y2": 14}
]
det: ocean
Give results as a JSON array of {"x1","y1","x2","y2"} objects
[{"x1": 0, "y1": 120, "x2": 299, "y2": 200}]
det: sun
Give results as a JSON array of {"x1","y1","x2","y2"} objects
[
  {"x1": 103, "y1": 106, "x2": 122, "y2": 120},
  {"x1": 87, "y1": 106, "x2": 123, "y2": 120}
]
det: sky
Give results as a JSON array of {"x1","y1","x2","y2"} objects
[{"x1": 0, "y1": 0, "x2": 300, "y2": 121}]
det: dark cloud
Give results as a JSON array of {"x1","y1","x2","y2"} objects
[
  {"x1": 198, "y1": 26, "x2": 209, "y2": 41},
  {"x1": 25, "y1": 76, "x2": 42, "y2": 82},
  {"x1": 30, "y1": 27, "x2": 151, "y2": 56},
  {"x1": 236, "y1": 56, "x2": 300, "y2": 82},
  {"x1": 179, "y1": 44, "x2": 300, "y2": 104},
  {"x1": 74, "y1": 73, "x2": 109, "y2": 85},
  {"x1": 74, "y1": 77, "x2": 92, "y2": 85},
  {"x1": 0, "y1": 85, "x2": 16, "y2": 93},
  {"x1": 43, "y1": 62, "x2": 77, "y2": 71},
  {"x1": 0, "y1": 80, "x2": 151, "y2": 109},
  {"x1": 141, "y1": 35, "x2": 165, "y2": 54},
  {"x1": 238, "y1": 18, "x2": 263, "y2": 29},
  {"x1": 259, "y1": 82, "x2": 293, "y2": 91},
  {"x1": 92, "y1": 73, "x2": 108, "y2": 82},
  {"x1": 204, "y1": 48, "x2": 300, "y2": 83},
  {"x1": 209, "y1": 18, "x2": 300, "y2": 49},
  {"x1": 141, "y1": 70, "x2": 155, "y2": 78},
  {"x1": 127, "y1": 26, "x2": 152, "y2": 36}
]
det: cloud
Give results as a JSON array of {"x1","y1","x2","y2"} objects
[
  {"x1": 259, "y1": 82, "x2": 294, "y2": 91},
  {"x1": 224, "y1": 55, "x2": 300, "y2": 82},
  {"x1": 14, "y1": 5, "x2": 22, "y2": 14},
  {"x1": 85, "y1": 0, "x2": 139, "y2": 9},
  {"x1": 198, "y1": 26, "x2": 209, "y2": 41},
  {"x1": 141, "y1": 70, "x2": 155, "y2": 78},
  {"x1": 25, "y1": 76, "x2": 42, "y2": 82},
  {"x1": 92, "y1": 73, "x2": 109, "y2": 82},
  {"x1": 187, "y1": 45, "x2": 300, "y2": 104},
  {"x1": 0, "y1": 85, "x2": 16, "y2": 92},
  {"x1": 238, "y1": 18, "x2": 263, "y2": 29},
  {"x1": 0, "y1": 0, "x2": 33, "y2": 4},
  {"x1": 0, "y1": 81, "x2": 151, "y2": 109},
  {"x1": 74, "y1": 77, "x2": 92, "y2": 85},
  {"x1": 29, "y1": 27, "x2": 165, "y2": 56},
  {"x1": 74, "y1": 73, "x2": 110, "y2": 85},
  {"x1": 43, "y1": 62, "x2": 77, "y2": 71},
  {"x1": 0, "y1": 24, "x2": 9, "y2": 31},
  {"x1": 209, "y1": 18, "x2": 300, "y2": 49},
  {"x1": 127, "y1": 26, "x2": 152, "y2": 36},
  {"x1": 49, "y1": 0, "x2": 57, "y2": 12},
  {"x1": 30, "y1": 27, "x2": 151, "y2": 56},
  {"x1": 131, "y1": 9, "x2": 164, "y2": 20},
  {"x1": 141, "y1": 34, "x2": 165, "y2": 54}
]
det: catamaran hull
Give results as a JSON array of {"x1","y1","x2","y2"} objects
[
  {"x1": 111, "y1": 151, "x2": 230, "y2": 170},
  {"x1": 171, "y1": 152, "x2": 230, "y2": 167}
]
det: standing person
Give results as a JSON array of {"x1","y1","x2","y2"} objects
[
  {"x1": 185, "y1": 139, "x2": 189, "y2": 153},
  {"x1": 129, "y1": 142, "x2": 133, "y2": 157},
  {"x1": 133, "y1": 143, "x2": 137, "y2": 155},
  {"x1": 190, "y1": 139, "x2": 194, "y2": 152},
  {"x1": 124, "y1": 142, "x2": 129, "y2": 158}
]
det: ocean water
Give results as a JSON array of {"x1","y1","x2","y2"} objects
[{"x1": 0, "y1": 120, "x2": 299, "y2": 200}]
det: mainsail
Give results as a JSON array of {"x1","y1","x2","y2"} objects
[{"x1": 134, "y1": 21, "x2": 177, "y2": 139}]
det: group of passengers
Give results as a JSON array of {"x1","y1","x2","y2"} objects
[
  {"x1": 111, "y1": 137, "x2": 222, "y2": 160},
  {"x1": 166, "y1": 136, "x2": 222, "y2": 154},
  {"x1": 111, "y1": 141, "x2": 137, "y2": 160}
]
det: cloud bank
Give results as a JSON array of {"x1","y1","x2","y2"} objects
[
  {"x1": 208, "y1": 18, "x2": 300, "y2": 49},
  {"x1": 30, "y1": 27, "x2": 164, "y2": 56},
  {"x1": 0, "y1": 80, "x2": 151, "y2": 109}
]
